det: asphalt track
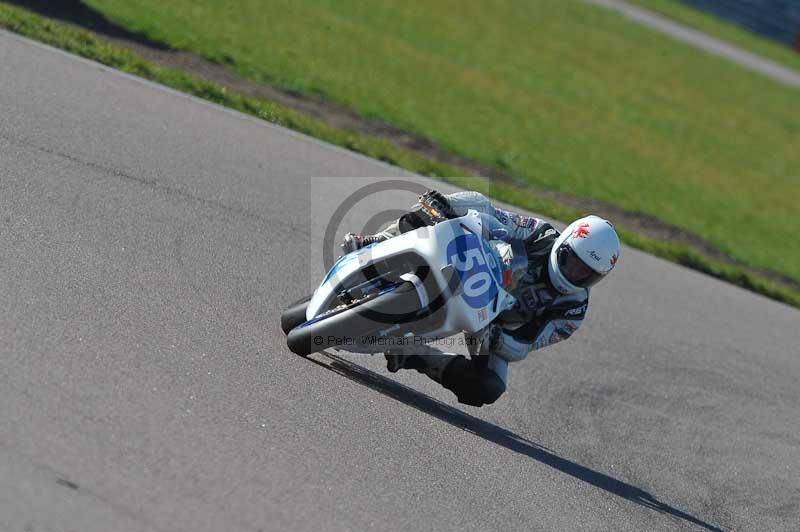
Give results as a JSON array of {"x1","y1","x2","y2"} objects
[{"x1": 1, "y1": 30, "x2": 799, "y2": 532}]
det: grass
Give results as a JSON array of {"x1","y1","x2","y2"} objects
[
  {"x1": 0, "y1": 3, "x2": 461, "y2": 177},
  {"x1": 74, "y1": 0, "x2": 800, "y2": 284},
  {"x1": 629, "y1": 0, "x2": 800, "y2": 73},
  {"x1": 0, "y1": 2, "x2": 799, "y2": 309}
]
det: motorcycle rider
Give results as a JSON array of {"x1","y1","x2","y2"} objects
[{"x1": 342, "y1": 190, "x2": 620, "y2": 407}]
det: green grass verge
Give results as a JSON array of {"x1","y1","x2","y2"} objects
[
  {"x1": 77, "y1": 0, "x2": 800, "y2": 283},
  {"x1": 1, "y1": 2, "x2": 798, "y2": 309},
  {"x1": 0, "y1": 4, "x2": 461, "y2": 177},
  {"x1": 629, "y1": 0, "x2": 800, "y2": 73}
]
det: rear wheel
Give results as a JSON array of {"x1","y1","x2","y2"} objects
[{"x1": 286, "y1": 281, "x2": 424, "y2": 357}]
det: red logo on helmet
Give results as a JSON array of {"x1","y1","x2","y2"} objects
[
  {"x1": 610, "y1": 253, "x2": 619, "y2": 267},
  {"x1": 573, "y1": 223, "x2": 590, "y2": 239}
]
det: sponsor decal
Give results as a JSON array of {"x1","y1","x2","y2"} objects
[
  {"x1": 573, "y1": 223, "x2": 590, "y2": 239},
  {"x1": 563, "y1": 322, "x2": 579, "y2": 334},
  {"x1": 502, "y1": 268, "x2": 513, "y2": 287},
  {"x1": 511, "y1": 214, "x2": 538, "y2": 229},
  {"x1": 610, "y1": 253, "x2": 619, "y2": 267},
  {"x1": 564, "y1": 304, "x2": 588, "y2": 316},
  {"x1": 532, "y1": 227, "x2": 557, "y2": 243},
  {"x1": 494, "y1": 208, "x2": 510, "y2": 224},
  {"x1": 477, "y1": 307, "x2": 488, "y2": 321},
  {"x1": 588, "y1": 250, "x2": 602, "y2": 262}
]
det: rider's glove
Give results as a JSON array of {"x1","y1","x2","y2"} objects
[
  {"x1": 398, "y1": 190, "x2": 460, "y2": 233},
  {"x1": 419, "y1": 190, "x2": 460, "y2": 220}
]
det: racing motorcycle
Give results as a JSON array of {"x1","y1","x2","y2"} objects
[{"x1": 282, "y1": 200, "x2": 528, "y2": 358}]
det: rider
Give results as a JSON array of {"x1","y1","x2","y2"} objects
[{"x1": 342, "y1": 190, "x2": 620, "y2": 407}]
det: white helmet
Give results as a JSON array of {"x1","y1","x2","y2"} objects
[{"x1": 548, "y1": 215, "x2": 620, "y2": 294}]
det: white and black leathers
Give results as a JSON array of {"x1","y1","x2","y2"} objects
[{"x1": 374, "y1": 191, "x2": 589, "y2": 406}]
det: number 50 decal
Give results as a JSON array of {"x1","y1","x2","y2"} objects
[{"x1": 446, "y1": 234, "x2": 500, "y2": 309}]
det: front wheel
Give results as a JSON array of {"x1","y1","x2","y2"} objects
[
  {"x1": 286, "y1": 281, "x2": 424, "y2": 357},
  {"x1": 281, "y1": 295, "x2": 311, "y2": 335}
]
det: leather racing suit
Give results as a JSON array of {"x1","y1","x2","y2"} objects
[{"x1": 376, "y1": 191, "x2": 589, "y2": 407}]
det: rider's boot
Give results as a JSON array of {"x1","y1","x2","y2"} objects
[
  {"x1": 384, "y1": 349, "x2": 453, "y2": 379},
  {"x1": 342, "y1": 189, "x2": 464, "y2": 255},
  {"x1": 385, "y1": 349, "x2": 426, "y2": 373},
  {"x1": 341, "y1": 205, "x2": 438, "y2": 254},
  {"x1": 385, "y1": 350, "x2": 505, "y2": 407},
  {"x1": 341, "y1": 232, "x2": 389, "y2": 254}
]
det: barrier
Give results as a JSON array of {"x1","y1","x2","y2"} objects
[{"x1": 678, "y1": 0, "x2": 800, "y2": 50}]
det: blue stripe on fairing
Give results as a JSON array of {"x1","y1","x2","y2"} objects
[{"x1": 322, "y1": 242, "x2": 380, "y2": 284}]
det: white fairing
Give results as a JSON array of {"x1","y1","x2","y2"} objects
[{"x1": 306, "y1": 211, "x2": 517, "y2": 352}]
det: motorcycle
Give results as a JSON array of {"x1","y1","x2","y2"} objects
[{"x1": 282, "y1": 204, "x2": 527, "y2": 358}]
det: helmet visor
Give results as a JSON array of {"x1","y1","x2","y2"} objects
[{"x1": 557, "y1": 242, "x2": 605, "y2": 288}]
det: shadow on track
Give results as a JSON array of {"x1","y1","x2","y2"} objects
[
  {"x1": 4, "y1": 0, "x2": 171, "y2": 50},
  {"x1": 308, "y1": 351, "x2": 725, "y2": 532}
]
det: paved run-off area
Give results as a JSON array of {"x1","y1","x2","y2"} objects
[{"x1": 1, "y1": 30, "x2": 799, "y2": 531}]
